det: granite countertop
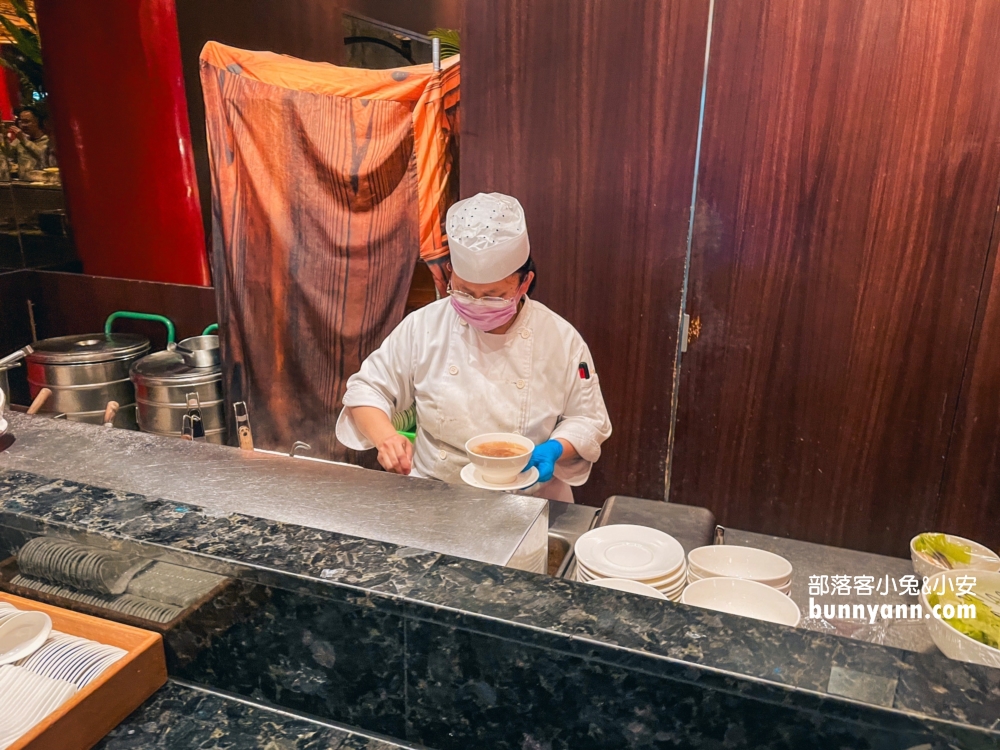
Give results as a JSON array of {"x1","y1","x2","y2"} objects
[
  {"x1": 0, "y1": 461, "x2": 998, "y2": 745},
  {"x1": 728, "y1": 529, "x2": 937, "y2": 653},
  {"x1": 97, "y1": 680, "x2": 417, "y2": 750},
  {"x1": 598, "y1": 496, "x2": 938, "y2": 653}
]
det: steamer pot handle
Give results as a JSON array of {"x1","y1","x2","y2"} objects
[{"x1": 104, "y1": 311, "x2": 176, "y2": 344}]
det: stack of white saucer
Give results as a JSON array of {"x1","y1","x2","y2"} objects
[
  {"x1": 574, "y1": 524, "x2": 687, "y2": 601},
  {"x1": 686, "y1": 545, "x2": 792, "y2": 595}
]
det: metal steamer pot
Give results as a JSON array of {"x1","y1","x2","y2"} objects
[
  {"x1": 28, "y1": 335, "x2": 149, "y2": 427},
  {"x1": 25, "y1": 313, "x2": 175, "y2": 428},
  {"x1": 130, "y1": 329, "x2": 226, "y2": 444}
]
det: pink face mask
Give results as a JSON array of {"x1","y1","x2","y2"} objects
[{"x1": 449, "y1": 281, "x2": 528, "y2": 332}]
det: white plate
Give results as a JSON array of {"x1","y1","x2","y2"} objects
[
  {"x1": 460, "y1": 463, "x2": 540, "y2": 491},
  {"x1": 587, "y1": 578, "x2": 669, "y2": 600},
  {"x1": 0, "y1": 666, "x2": 76, "y2": 745},
  {"x1": 578, "y1": 557, "x2": 686, "y2": 583},
  {"x1": 575, "y1": 525, "x2": 685, "y2": 580},
  {"x1": 0, "y1": 611, "x2": 52, "y2": 665}
]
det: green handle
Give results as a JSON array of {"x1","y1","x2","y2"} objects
[
  {"x1": 202, "y1": 323, "x2": 219, "y2": 336},
  {"x1": 104, "y1": 311, "x2": 176, "y2": 344},
  {"x1": 398, "y1": 430, "x2": 416, "y2": 444}
]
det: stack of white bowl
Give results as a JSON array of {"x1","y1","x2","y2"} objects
[
  {"x1": 686, "y1": 545, "x2": 792, "y2": 595},
  {"x1": 681, "y1": 578, "x2": 801, "y2": 627},
  {"x1": 574, "y1": 524, "x2": 687, "y2": 601}
]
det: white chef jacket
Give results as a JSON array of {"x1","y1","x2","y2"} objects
[{"x1": 336, "y1": 297, "x2": 612, "y2": 501}]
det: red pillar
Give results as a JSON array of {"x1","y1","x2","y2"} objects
[{"x1": 34, "y1": 0, "x2": 210, "y2": 285}]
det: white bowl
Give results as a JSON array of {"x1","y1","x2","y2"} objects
[
  {"x1": 687, "y1": 568, "x2": 790, "y2": 594},
  {"x1": 465, "y1": 432, "x2": 534, "y2": 485},
  {"x1": 920, "y1": 570, "x2": 1000, "y2": 668},
  {"x1": 681, "y1": 577, "x2": 801, "y2": 627},
  {"x1": 587, "y1": 578, "x2": 669, "y2": 600},
  {"x1": 910, "y1": 533, "x2": 1000, "y2": 579},
  {"x1": 687, "y1": 545, "x2": 792, "y2": 586}
]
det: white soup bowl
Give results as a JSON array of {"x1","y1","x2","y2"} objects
[{"x1": 465, "y1": 432, "x2": 534, "y2": 485}]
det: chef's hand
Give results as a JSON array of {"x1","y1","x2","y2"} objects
[
  {"x1": 375, "y1": 433, "x2": 413, "y2": 475},
  {"x1": 349, "y1": 405, "x2": 414, "y2": 475},
  {"x1": 527, "y1": 439, "x2": 564, "y2": 483}
]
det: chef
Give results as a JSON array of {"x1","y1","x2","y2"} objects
[{"x1": 336, "y1": 192, "x2": 611, "y2": 502}]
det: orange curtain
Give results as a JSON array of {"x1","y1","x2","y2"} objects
[{"x1": 200, "y1": 42, "x2": 459, "y2": 460}]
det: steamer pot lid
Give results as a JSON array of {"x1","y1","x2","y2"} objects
[
  {"x1": 130, "y1": 350, "x2": 221, "y2": 386},
  {"x1": 29, "y1": 333, "x2": 150, "y2": 364}
]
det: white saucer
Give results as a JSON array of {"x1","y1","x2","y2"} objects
[
  {"x1": 460, "y1": 463, "x2": 540, "y2": 491},
  {"x1": 0, "y1": 416, "x2": 7, "y2": 435},
  {"x1": 0, "y1": 611, "x2": 51, "y2": 665},
  {"x1": 575, "y1": 524, "x2": 685, "y2": 580}
]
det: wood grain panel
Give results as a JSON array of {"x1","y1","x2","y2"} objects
[
  {"x1": 938, "y1": 212, "x2": 1000, "y2": 552},
  {"x1": 0, "y1": 271, "x2": 217, "y2": 405},
  {"x1": 30, "y1": 271, "x2": 218, "y2": 350},
  {"x1": 671, "y1": 0, "x2": 1000, "y2": 555},
  {"x1": 461, "y1": 0, "x2": 710, "y2": 505},
  {"x1": 0, "y1": 269, "x2": 41, "y2": 405}
]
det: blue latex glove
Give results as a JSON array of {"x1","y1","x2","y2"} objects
[{"x1": 527, "y1": 439, "x2": 563, "y2": 483}]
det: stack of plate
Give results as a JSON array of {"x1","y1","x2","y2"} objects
[
  {"x1": 586, "y1": 578, "x2": 668, "y2": 600},
  {"x1": 0, "y1": 602, "x2": 130, "y2": 748},
  {"x1": 0, "y1": 665, "x2": 77, "y2": 749},
  {"x1": 574, "y1": 524, "x2": 687, "y2": 601},
  {"x1": 18, "y1": 537, "x2": 150, "y2": 596},
  {"x1": 18, "y1": 632, "x2": 126, "y2": 689},
  {"x1": 687, "y1": 546, "x2": 792, "y2": 595},
  {"x1": 11, "y1": 575, "x2": 183, "y2": 624}
]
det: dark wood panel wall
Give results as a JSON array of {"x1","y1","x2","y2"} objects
[
  {"x1": 461, "y1": 0, "x2": 711, "y2": 505},
  {"x1": 938, "y1": 212, "x2": 1000, "y2": 549},
  {"x1": 0, "y1": 271, "x2": 219, "y2": 404},
  {"x1": 27, "y1": 272, "x2": 219, "y2": 349},
  {"x1": 670, "y1": 0, "x2": 1000, "y2": 555}
]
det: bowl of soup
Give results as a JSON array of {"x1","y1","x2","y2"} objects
[{"x1": 465, "y1": 432, "x2": 535, "y2": 484}]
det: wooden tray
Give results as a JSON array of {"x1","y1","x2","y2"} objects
[{"x1": 0, "y1": 592, "x2": 167, "y2": 750}]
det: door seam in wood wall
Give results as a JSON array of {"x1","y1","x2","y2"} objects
[
  {"x1": 934, "y1": 198, "x2": 1000, "y2": 514},
  {"x1": 665, "y1": 0, "x2": 715, "y2": 501}
]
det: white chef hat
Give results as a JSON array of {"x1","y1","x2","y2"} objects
[{"x1": 446, "y1": 193, "x2": 530, "y2": 283}]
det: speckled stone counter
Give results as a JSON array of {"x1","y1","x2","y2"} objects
[
  {"x1": 1, "y1": 467, "x2": 998, "y2": 749},
  {"x1": 96, "y1": 680, "x2": 415, "y2": 749}
]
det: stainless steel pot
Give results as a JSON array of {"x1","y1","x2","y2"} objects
[
  {"x1": 130, "y1": 349, "x2": 226, "y2": 444},
  {"x1": 176, "y1": 335, "x2": 220, "y2": 368},
  {"x1": 0, "y1": 366, "x2": 11, "y2": 408},
  {"x1": 27, "y1": 334, "x2": 150, "y2": 428}
]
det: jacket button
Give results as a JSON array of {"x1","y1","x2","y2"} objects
[
  {"x1": 438, "y1": 450, "x2": 447, "y2": 460},
  {"x1": 520, "y1": 329, "x2": 530, "y2": 339},
  {"x1": 449, "y1": 365, "x2": 459, "y2": 375},
  {"x1": 516, "y1": 379, "x2": 525, "y2": 389},
  {"x1": 459, "y1": 318, "x2": 468, "y2": 326}
]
